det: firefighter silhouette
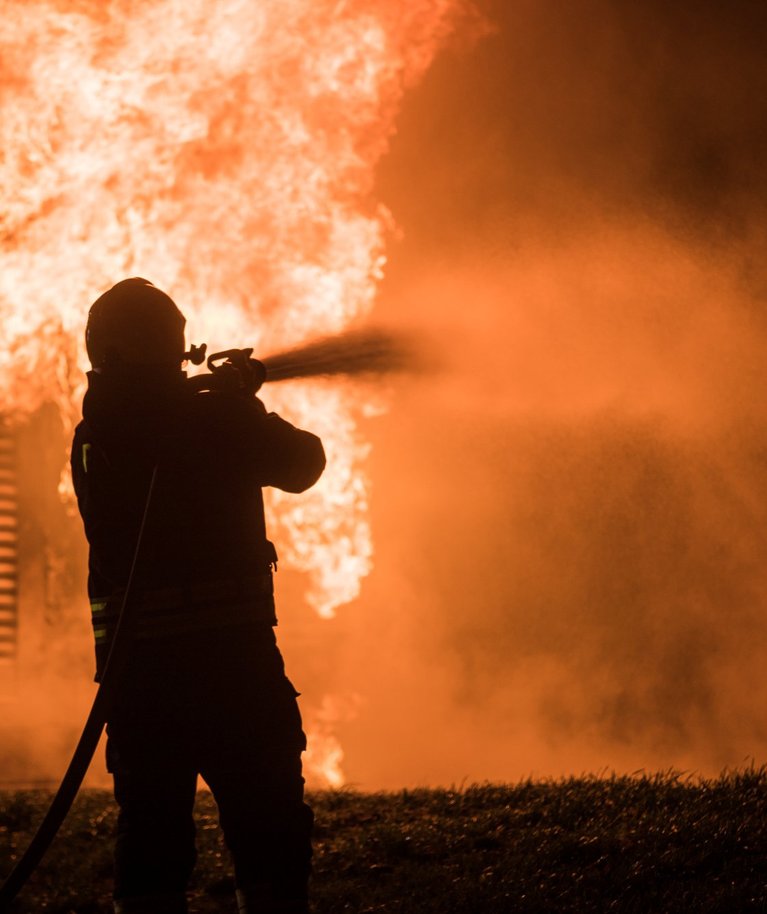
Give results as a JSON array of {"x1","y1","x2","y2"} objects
[{"x1": 71, "y1": 278, "x2": 325, "y2": 914}]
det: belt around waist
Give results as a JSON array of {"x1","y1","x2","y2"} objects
[
  {"x1": 89, "y1": 574, "x2": 277, "y2": 641},
  {"x1": 92, "y1": 573, "x2": 273, "y2": 612}
]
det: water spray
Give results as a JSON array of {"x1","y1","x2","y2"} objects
[{"x1": 262, "y1": 326, "x2": 417, "y2": 382}]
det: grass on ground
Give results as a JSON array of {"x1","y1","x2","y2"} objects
[{"x1": 1, "y1": 769, "x2": 766, "y2": 913}]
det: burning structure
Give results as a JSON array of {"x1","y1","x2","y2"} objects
[
  {"x1": 0, "y1": 406, "x2": 93, "y2": 786},
  {"x1": 0, "y1": 0, "x2": 473, "y2": 787},
  {"x1": 7, "y1": 0, "x2": 767, "y2": 794},
  {"x1": 0, "y1": 429, "x2": 16, "y2": 666}
]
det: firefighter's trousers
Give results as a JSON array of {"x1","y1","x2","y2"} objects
[{"x1": 105, "y1": 621, "x2": 312, "y2": 910}]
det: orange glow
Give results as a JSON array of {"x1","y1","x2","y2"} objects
[{"x1": 0, "y1": 0, "x2": 467, "y2": 785}]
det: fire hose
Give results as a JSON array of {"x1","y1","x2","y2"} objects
[
  {"x1": 0, "y1": 465, "x2": 159, "y2": 912},
  {"x1": 0, "y1": 326, "x2": 413, "y2": 911}
]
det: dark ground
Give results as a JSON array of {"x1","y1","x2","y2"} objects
[{"x1": 1, "y1": 770, "x2": 766, "y2": 913}]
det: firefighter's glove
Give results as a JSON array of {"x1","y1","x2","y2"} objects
[{"x1": 246, "y1": 358, "x2": 267, "y2": 394}]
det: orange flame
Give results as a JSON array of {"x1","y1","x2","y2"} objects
[{"x1": 0, "y1": 0, "x2": 467, "y2": 784}]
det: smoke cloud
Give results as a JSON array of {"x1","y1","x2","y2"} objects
[
  {"x1": 325, "y1": 0, "x2": 767, "y2": 785},
  {"x1": 5, "y1": 0, "x2": 767, "y2": 790}
]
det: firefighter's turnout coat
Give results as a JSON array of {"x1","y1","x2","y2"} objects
[
  {"x1": 70, "y1": 368, "x2": 324, "y2": 905},
  {"x1": 72, "y1": 369, "x2": 324, "y2": 674}
]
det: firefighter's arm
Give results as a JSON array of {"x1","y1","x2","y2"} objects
[
  {"x1": 259, "y1": 411, "x2": 326, "y2": 493},
  {"x1": 245, "y1": 397, "x2": 325, "y2": 493},
  {"x1": 70, "y1": 425, "x2": 95, "y2": 526}
]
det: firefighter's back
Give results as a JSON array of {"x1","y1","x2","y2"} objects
[{"x1": 71, "y1": 278, "x2": 320, "y2": 914}]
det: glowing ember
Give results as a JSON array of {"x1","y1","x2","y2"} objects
[{"x1": 0, "y1": 0, "x2": 467, "y2": 783}]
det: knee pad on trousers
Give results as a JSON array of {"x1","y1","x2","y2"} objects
[{"x1": 113, "y1": 891, "x2": 188, "y2": 914}]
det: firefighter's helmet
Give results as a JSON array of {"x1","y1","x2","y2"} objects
[{"x1": 86, "y1": 277, "x2": 186, "y2": 371}]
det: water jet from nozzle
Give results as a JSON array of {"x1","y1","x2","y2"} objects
[{"x1": 262, "y1": 327, "x2": 420, "y2": 383}]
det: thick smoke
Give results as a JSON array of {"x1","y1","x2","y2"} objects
[
  {"x1": 5, "y1": 0, "x2": 767, "y2": 790},
  {"x1": 329, "y1": 0, "x2": 767, "y2": 785}
]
